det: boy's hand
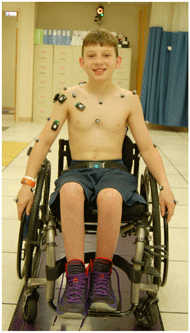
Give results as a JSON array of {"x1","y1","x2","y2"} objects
[
  {"x1": 16, "y1": 185, "x2": 34, "y2": 220},
  {"x1": 159, "y1": 188, "x2": 176, "y2": 223}
]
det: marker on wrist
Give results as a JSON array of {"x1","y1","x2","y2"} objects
[
  {"x1": 21, "y1": 176, "x2": 36, "y2": 188},
  {"x1": 159, "y1": 185, "x2": 164, "y2": 191}
]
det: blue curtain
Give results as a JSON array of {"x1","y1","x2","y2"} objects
[{"x1": 141, "y1": 27, "x2": 188, "y2": 127}]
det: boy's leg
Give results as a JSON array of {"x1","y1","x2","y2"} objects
[
  {"x1": 58, "y1": 182, "x2": 87, "y2": 319},
  {"x1": 96, "y1": 188, "x2": 123, "y2": 259},
  {"x1": 89, "y1": 188, "x2": 123, "y2": 312},
  {"x1": 60, "y1": 182, "x2": 85, "y2": 262}
]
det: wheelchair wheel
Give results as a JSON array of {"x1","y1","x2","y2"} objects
[
  {"x1": 140, "y1": 167, "x2": 161, "y2": 285},
  {"x1": 22, "y1": 289, "x2": 39, "y2": 324},
  {"x1": 17, "y1": 210, "x2": 28, "y2": 279},
  {"x1": 134, "y1": 298, "x2": 159, "y2": 328},
  {"x1": 23, "y1": 297, "x2": 38, "y2": 324},
  {"x1": 24, "y1": 159, "x2": 51, "y2": 286}
]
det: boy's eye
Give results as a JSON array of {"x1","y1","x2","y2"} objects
[{"x1": 104, "y1": 54, "x2": 111, "y2": 57}]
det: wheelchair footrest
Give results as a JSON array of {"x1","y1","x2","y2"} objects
[
  {"x1": 88, "y1": 304, "x2": 136, "y2": 317},
  {"x1": 144, "y1": 267, "x2": 160, "y2": 278}
]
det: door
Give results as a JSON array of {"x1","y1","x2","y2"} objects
[{"x1": 2, "y1": 10, "x2": 18, "y2": 121}]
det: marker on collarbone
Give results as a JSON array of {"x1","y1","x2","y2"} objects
[
  {"x1": 53, "y1": 93, "x2": 67, "y2": 104},
  {"x1": 75, "y1": 102, "x2": 85, "y2": 111}
]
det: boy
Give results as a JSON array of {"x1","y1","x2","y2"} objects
[{"x1": 16, "y1": 29, "x2": 175, "y2": 319}]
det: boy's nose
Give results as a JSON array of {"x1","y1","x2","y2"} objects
[{"x1": 94, "y1": 57, "x2": 104, "y2": 65}]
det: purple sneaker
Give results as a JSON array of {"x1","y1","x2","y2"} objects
[
  {"x1": 57, "y1": 260, "x2": 88, "y2": 319},
  {"x1": 88, "y1": 258, "x2": 117, "y2": 312}
]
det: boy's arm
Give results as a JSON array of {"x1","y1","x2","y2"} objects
[
  {"x1": 16, "y1": 91, "x2": 70, "y2": 220},
  {"x1": 127, "y1": 94, "x2": 175, "y2": 222}
]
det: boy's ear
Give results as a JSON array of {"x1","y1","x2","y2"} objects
[
  {"x1": 79, "y1": 57, "x2": 84, "y2": 69},
  {"x1": 115, "y1": 56, "x2": 122, "y2": 69}
]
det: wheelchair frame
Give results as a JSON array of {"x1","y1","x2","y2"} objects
[{"x1": 17, "y1": 134, "x2": 169, "y2": 329}]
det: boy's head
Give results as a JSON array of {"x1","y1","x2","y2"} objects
[{"x1": 82, "y1": 29, "x2": 119, "y2": 58}]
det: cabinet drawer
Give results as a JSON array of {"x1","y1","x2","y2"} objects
[
  {"x1": 53, "y1": 76, "x2": 72, "y2": 93},
  {"x1": 33, "y1": 104, "x2": 53, "y2": 123},
  {"x1": 113, "y1": 64, "x2": 131, "y2": 79},
  {"x1": 54, "y1": 46, "x2": 73, "y2": 63},
  {"x1": 112, "y1": 79, "x2": 130, "y2": 90},
  {"x1": 53, "y1": 63, "x2": 72, "y2": 77},
  {"x1": 34, "y1": 45, "x2": 53, "y2": 62},
  {"x1": 118, "y1": 48, "x2": 132, "y2": 64},
  {"x1": 34, "y1": 61, "x2": 53, "y2": 77},
  {"x1": 73, "y1": 46, "x2": 82, "y2": 62},
  {"x1": 33, "y1": 76, "x2": 52, "y2": 90},
  {"x1": 33, "y1": 89, "x2": 52, "y2": 106},
  {"x1": 73, "y1": 63, "x2": 88, "y2": 78},
  {"x1": 70, "y1": 77, "x2": 88, "y2": 86}
]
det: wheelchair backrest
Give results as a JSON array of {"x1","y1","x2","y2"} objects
[{"x1": 58, "y1": 135, "x2": 140, "y2": 179}]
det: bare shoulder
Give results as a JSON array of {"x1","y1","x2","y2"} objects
[
  {"x1": 115, "y1": 86, "x2": 138, "y2": 100},
  {"x1": 57, "y1": 85, "x2": 82, "y2": 107},
  {"x1": 64, "y1": 84, "x2": 86, "y2": 93},
  {"x1": 115, "y1": 87, "x2": 141, "y2": 113},
  {"x1": 125, "y1": 89, "x2": 142, "y2": 115},
  {"x1": 60, "y1": 84, "x2": 87, "y2": 99}
]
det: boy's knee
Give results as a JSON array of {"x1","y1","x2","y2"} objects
[
  {"x1": 97, "y1": 188, "x2": 123, "y2": 206},
  {"x1": 60, "y1": 182, "x2": 85, "y2": 200}
]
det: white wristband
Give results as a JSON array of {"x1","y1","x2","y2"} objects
[{"x1": 24, "y1": 176, "x2": 35, "y2": 182}]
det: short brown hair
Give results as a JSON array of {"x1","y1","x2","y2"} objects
[{"x1": 82, "y1": 29, "x2": 118, "y2": 58}]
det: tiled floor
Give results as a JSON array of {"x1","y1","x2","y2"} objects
[{"x1": 2, "y1": 115, "x2": 188, "y2": 331}]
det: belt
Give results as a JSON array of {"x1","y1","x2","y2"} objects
[{"x1": 65, "y1": 161, "x2": 129, "y2": 172}]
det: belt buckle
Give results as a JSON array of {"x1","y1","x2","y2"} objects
[{"x1": 89, "y1": 162, "x2": 105, "y2": 169}]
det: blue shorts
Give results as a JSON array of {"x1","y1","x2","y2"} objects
[{"x1": 49, "y1": 159, "x2": 146, "y2": 219}]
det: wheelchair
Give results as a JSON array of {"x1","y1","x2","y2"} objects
[{"x1": 17, "y1": 133, "x2": 169, "y2": 329}]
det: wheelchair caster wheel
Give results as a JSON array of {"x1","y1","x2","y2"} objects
[
  {"x1": 134, "y1": 299, "x2": 159, "y2": 328},
  {"x1": 23, "y1": 297, "x2": 38, "y2": 324},
  {"x1": 22, "y1": 290, "x2": 39, "y2": 324}
]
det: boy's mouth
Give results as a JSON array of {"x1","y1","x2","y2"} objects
[{"x1": 93, "y1": 68, "x2": 106, "y2": 73}]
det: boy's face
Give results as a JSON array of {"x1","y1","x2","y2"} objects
[{"x1": 79, "y1": 44, "x2": 122, "y2": 82}]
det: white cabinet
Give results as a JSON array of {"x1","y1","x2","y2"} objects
[
  {"x1": 53, "y1": 46, "x2": 73, "y2": 97},
  {"x1": 33, "y1": 45, "x2": 132, "y2": 122},
  {"x1": 113, "y1": 48, "x2": 132, "y2": 90},
  {"x1": 34, "y1": 45, "x2": 53, "y2": 62},
  {"x1": 33, "y1": 45, "x2": 53, "y2": 122},
  {"x1": 72, "y1": 47, "x2": 88, "y2": 86}
]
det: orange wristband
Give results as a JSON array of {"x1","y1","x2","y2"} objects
[{"x1": 21, "y1": 176, "x2": 36, "y2": 188}]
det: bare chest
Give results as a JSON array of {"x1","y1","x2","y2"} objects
[{"x1": 68, "y1": 95, "x2": 129, "y2": 132}]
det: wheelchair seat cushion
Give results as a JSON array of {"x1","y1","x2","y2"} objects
[
  {"x1": 49, "y1": 159, "x2": 146, "y2": 220},
  {"x1": 122, "y1": 202, "x2": 146, "y2": 221}
]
